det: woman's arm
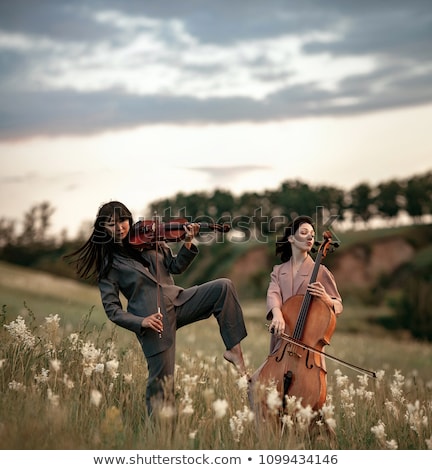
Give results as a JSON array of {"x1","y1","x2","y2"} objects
[{"x1": 98, "y1": 276, "x2": 144, "y2": 334}]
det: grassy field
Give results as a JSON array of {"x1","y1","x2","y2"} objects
[
  {"x1": 2, "y1": 260, "x2": 431, "y2": 378},
  {"x1": 1, "y1": 261, "x2": 432, "y2": 450}
]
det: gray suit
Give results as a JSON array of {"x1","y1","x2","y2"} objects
[{"x1": 98, "y1": 242, "x2": 247, "y2": 414}]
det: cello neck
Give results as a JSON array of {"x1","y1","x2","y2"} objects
[
  {"x1": 292, "y1": 250, "x2": 322, "y2": 339},
  {"x1": 291, "y1": 234, "x2": 331, "y2": 340}
]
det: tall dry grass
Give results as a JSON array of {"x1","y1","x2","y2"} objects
[{"x1": 1, "y1": 304, "x2": 431, "y2": 450}]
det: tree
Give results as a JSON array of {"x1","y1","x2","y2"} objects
[
  {"x1": 314, "y1": 185, "x2": 347, "y2": 222},
  {"x1": 15, "y1": 201, "x2": 55, "y2": 246},
  {"x1": 270, "y1": 180, "x2": 317, "y2": 220},
  {"x1": 206, "y1": 189, "x2": 235, "y2": 220},
  {"x1": 374, "y1": 180, "x2": 403, "y2": 220},
  {"x1": 404, "y1": 172, "x2": 432, "y2": 222},
  {"x1": 349, "y1": 182, "x2": 375, "y2": 225},
  {"x1": 0, "y1": 218, "x2": 17, "y2": 248}
]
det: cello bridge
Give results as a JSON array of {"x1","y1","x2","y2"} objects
[{"x1": 288, "y1": 349, "x2": 302, "y2": 358}]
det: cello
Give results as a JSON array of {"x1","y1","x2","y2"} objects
[{"x1": 253, "y1": 231, "x2": 338, "y2": 415}]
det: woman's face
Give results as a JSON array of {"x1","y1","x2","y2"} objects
[
  {"x1": 291, "y1": 222, "x2": 315, "y2": 252},
  {"x1": 104, "y1": 216, "x2": 130, "y2": 242}
]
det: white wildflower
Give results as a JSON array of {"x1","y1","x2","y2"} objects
[
  {"x1": 90, "y1": 389, "x2": 103, "y2": 407},
  {"x1": 320, "y1": 400, "x2": 337, "y2": 430},
  {"x1": 182, "y1": 403, "x2": 194, "y2": 415},
  {"x1": 335, "y1": 373, "x2": 350, "y2": 388},
  {"x1": 105, "y1": 359, "x2": 119, "y2": 378},
  {"x1": 4, "y1": 315, "x2": 36, "y2": 348},
  {"x1": 50, "y1": 359, "x2": 61, "y2": 372},
  {"x1": 45, "y1": 313, "x2": 60, "y2": 325},
  {"x1": 81, "y1": 342, "x2": 101, "y2": 364},
  {"x1": 390, "y1": 369, "x2": 405, "y2": 403},
  {"x1": 295, "y1": 402, "x2": 318, "y2": 430},
  {"x1": 405, "y1": 400, "x2": 428, "y2": 434},
  {"x1": 229, "y1": 406, "x2": 254, "y2": 442},
  {"x1": 386, "y1": 439, "x2": 398, "y2": 450},
  {"x1": 376, "y1": 370, "x2": 385, "y2": 381},
  {"x1": 94, "y1": 363, "x2": 105, "y2": 374},
  {"x1": 266, "y1": 387, "x2": 282, "y2": 414},
  {"x1": 0, "y1": 359, "x2": 6, "y2": 369},
  {"x1": 281, "y1": 413, "x2": 294, "y2": 429},
  {"x1": 340, "y1": 383, "x2": 356, "y2": 418},
  {"x1": 35, "y1": 368, "x2": 50, "y2": 384},
  {"x1": 68, "y1": 333, "x2": 80, "y2": 349},
  {"x1": 283, "y1": 394, "x2": 298, "y2": 414},
  {"x1": 371, "y1": 420, "x2": 387, "y2": 441},
  {"x1": 62, "y1": 374, "x2": 74, "y2": 389},
  {"x1": 213, "y1": 398, "x2": 229, "y2": 419},
  {"x1": 357, "y1": 374, "x2": 369, "y2": 388},
  {"x1": 326, "y1": 418, "x2": 337, "y2": 430},
  {"x1": 83, "y1": 365, "x2": 94, "y2": 377},
  {"x1": 123, "y1": 373, "x2": 133, "y2": 384},
  {"x1": 237, "y1": 374, "x2": 249, "y2": 392},
  {"x1": 180, "y1": 390, "x2": 194, "y2": 416},
  {"x1": 384, "y1": 399, "x2": 399, "y2": 418},
  {"x1": 181, "y1": 374, "x2": 199, "y2": 387},
  {"x1": 8, "y1": 380, "x2": 26, "y2": 391}
]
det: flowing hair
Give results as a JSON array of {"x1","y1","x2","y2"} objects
[
  {"x1": 64, "y1": 201, "x2": 134, "y2": 282},
  {"x1": 275, "y1": 215, "x2": 314, "y2": 262}
]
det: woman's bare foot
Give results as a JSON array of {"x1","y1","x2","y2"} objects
[{"x1": 223, "y1": 344, "x2": 247, "y2": 376}]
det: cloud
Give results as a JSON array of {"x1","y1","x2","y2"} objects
[
  {"x1": 187, "y1": 165, "x2": 272, "y2": 182},
  {"x1": 1, "y1": 0, "x2": 431, "y2": 140}
]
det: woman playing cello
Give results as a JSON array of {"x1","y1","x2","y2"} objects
[{"x1": 249, "y1": 215, "x2": 343, "y2": 414}]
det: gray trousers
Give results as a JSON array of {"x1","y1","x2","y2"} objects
[{"x1": 145, "y1": 278, "x2": 247, "y2": 415}]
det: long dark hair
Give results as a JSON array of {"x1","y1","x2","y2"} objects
[
  {"x1": 64, "y1": 201, "x2": 134, "y2": 281},
  {"x1": 275, "y1": 215, "x2": 314, "y2": 262}
]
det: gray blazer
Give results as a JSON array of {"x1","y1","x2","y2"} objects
[{"x1": 98, "y1": 242, "x2": 199, "y2": 356}]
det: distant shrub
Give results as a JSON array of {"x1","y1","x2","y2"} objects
[{"x1": 392, "y1": 266, "x2": 432, "y2": 341}]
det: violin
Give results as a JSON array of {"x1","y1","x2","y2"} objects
[{"x1": 128, "y1": 217, "x2": 231, "y2": 249}]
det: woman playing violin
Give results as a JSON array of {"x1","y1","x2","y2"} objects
[{"x1": 65, "y1": 201, "x2": 247, "y2": 417}]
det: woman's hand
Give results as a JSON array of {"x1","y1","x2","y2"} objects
[
  {"x1": 308, "y1": 282, "x2": 334, "y2": 310},
  {"x1": 141, "y1": 312, "x2": 163, "y2": 334},
  {"x1": 269, "y1": 307, "x2": 285, "y2": 336},
  {"x1": 183, "y1": 223, "x2": 200, "y2": 246}
]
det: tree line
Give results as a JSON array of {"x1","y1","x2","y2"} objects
[
  {"x1": 0, "y1": 170, "x2": 431, "y2": 269},
  {"x1": 149, "y1": 171, "x2": 432, "y2": 231}
]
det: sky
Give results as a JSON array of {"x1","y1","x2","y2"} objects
[{"x1": 1, "y1": 0, "x2": 432, "y2": 237}]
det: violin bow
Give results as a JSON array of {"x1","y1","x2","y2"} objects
[
  {"x1": 154, "y1": 211, "x2": 162, "y2": 339},
  {"x1": 265, "y1": 324, "x2": 377, "y2": 378}
]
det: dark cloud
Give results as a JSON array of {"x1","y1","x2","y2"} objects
[{"x1": 1, "y1": 0, "x2": 431, "y2": 140}]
